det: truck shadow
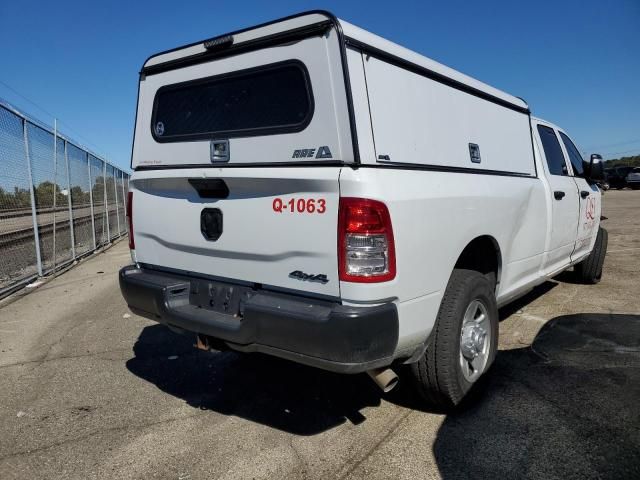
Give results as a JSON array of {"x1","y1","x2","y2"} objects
[
  {"x1": 125, "y1": 292, "x2": 640, "y2": 469},
  {"x1": 552, "y1": 268, "x2": 589, "y2": 285},
  {"x1": 125, "y1": 324, "x2": 382, "y2": 435},
  {"x1": 430, "y1": 313, "x2": 640, "y2": 479},
  {"x1": 497, "y1": 280, "x2": 558, "y2": 319}
]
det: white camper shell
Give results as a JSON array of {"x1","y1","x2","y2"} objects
[{"x1": 121, "y1": 11, "x2": 607, "y2": 407}]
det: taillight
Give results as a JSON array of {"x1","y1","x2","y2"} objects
[
  {"x1": 338, "y1": 197, "x2": 396, "y2": 282},
  {"x1": 126, "y1": 191, "x2": 134, "y2": 250}
]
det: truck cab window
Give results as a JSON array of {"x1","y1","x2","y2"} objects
[
  {"x1": 537, "y1": 125, "x2": 568, "y2": 176},
  {"x1": 559, "y1": 132, "x2": 584, "y2": 177}
]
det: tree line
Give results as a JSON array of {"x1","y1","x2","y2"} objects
[
  {"x1": 604, "y1": 154, "x2": 640, "y2": 169},
  {"x1": 0, "y1": 176, "x2": 118, "y2": 211}
]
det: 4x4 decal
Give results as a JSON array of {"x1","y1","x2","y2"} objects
[{"x1": 289, "y1": 270, "x2": 329, "y2": 284}]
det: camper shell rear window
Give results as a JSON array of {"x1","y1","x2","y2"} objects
[{"x1": 151, "y1": 60, "x2": 314, "y2": 142}]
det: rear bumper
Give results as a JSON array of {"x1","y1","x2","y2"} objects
[{"x1": 119, "y1": 265, "x2": 398, "y2": 373}]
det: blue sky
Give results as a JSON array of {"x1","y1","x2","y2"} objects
[{"x1": 1, "y1": 0, "x2": 638, "y2": 170}]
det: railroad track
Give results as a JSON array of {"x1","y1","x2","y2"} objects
[
  {"x1": 1, "y1": 204, "x2": 96, "y2": 218},
  {"x1": 0, "y1": 208, "x2": 123, "y2": 249}
]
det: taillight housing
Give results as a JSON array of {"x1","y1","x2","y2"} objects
[
  {"x1": 126, "y1": 191, "x2": 134, "y2": 250},
  {"x1": 338, "y1": 197, "x2": 396, "y2": 282}
]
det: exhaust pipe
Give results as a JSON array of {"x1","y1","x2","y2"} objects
[{"x1": 367, "y1": 367, "x2": 399, "y2": 393}]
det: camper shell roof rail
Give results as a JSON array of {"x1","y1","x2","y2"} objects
[
  {"x1": 141, "y1": 11, "x2": 338, "y2": 75},
  {"x1": 141, "y1": 10, "x2": 528, "y2": 114}
]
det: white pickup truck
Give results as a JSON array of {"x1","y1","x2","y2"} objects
[{"x1": 119, "y1": 11, "x2": 608, "y2": 408}]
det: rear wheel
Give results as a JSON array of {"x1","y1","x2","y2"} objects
[
  {"x1": 575, "y1": 227, "x2": 608, "y2": 284},
  {"x1": 409, "y1": 269, "x2": 498, "y2": 409}
]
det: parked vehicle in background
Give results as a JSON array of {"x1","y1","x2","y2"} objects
[
  {"x1": 626, "y1": 167, "x2": 640, "y2": 190},
  {"x1": 605, "y1": 166, "x2": 634, "y2": 189},
  {"x1": 119, "y1": 11, "x2": 608, "y2": 408}
]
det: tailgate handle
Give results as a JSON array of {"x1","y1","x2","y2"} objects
[{"x1": 188, "y1": 178, "x2": 229, "y2": 199}]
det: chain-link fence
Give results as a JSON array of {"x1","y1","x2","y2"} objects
[{"x1": 0, "y1": 100, "x2": 130, "y2": 298}]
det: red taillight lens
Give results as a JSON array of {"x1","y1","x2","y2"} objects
[
  {"x1": 338, "y1": 198, "x2": 396, "y2": 283},
  {"x1": 126, "y1": 191, "x2": 134, "y2": 250},
  {"x1": 344, "y1": 204, "x2": 386, "y2": 233}
]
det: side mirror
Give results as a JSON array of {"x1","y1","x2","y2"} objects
[{"x1": 585, "y1": 153, "x2": 604, "y2": 182}]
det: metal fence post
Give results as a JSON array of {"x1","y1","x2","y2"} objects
[
  {"x1": 87, "y1": 153, "x2": 96, "y2": 249},
  {"x1": 52, "y1": 120, "x2": 58, "y2": 274},
  {"x1": 103, "y1": 160, "x2": 110, "y2": 242},
  {"x1": 22, "y1": 119, "x2": 43, "y2": 277},
  {"x1": 121, "y1": 172, "x2": 127, "y2": 234},
  {"x1": 64, "y1": 140, "x2": 76, "y2": 260},
  {"x1": 113, "y1": 166, "x2": 121, "y2": 237}
]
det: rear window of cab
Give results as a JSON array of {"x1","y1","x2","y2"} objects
[{"x1": 150, "y1": 60, "x2": 314, "y2": 142}]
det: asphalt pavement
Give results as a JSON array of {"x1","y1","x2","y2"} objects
[{"x1": 0, "y1": 190, "x2": 638, "y2": 480}]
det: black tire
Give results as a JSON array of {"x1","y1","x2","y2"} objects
[
  {"x1": 575, "y1": 227, "x2": 608, "y2": 284},
  {"x1": 409, "y1": 269, "x2": 498, "y2": 409},
  {"x1": 631, "y1": 185, "x2": 640, "y2": 190}
]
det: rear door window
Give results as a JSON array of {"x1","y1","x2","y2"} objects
[
  {"x1": 151, "y1": 60, "x2": 314, "y2": 142},
  {"x1": 537, "y1": 125, "x2": 568, "y2": 176},
  {"x1": 559, "y1": 132, "x2": 584, "y2": 177}
]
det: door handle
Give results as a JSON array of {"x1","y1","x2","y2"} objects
[
  {"x1": 554, "y1": 191, "x2": 565, "y2": 200},
  {"x1": 580, "y1": 190, "x2": 590, "y2": 199}
]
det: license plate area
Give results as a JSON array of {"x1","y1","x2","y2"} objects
[{"x1": 189, "y1": 279, "x2": 255, "y2": 317}]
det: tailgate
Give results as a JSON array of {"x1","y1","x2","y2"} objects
[{"x1": 131, "y1": 167, "x2": 341, "y2": 297}]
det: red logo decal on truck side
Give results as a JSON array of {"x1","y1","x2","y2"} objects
[{"x1": 586, "y1": 197, "x2": 596, "y2": 220}]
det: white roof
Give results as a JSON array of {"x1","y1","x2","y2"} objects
[
  {"x1": 339, "y1": 19, "x2": 528, "y2": 110},
  {"x1": 143, "y1": 12, "x2": 330, "y2": 69},
  {"x1": 143, "y1": 11, "x2": 528, "y2": 111}
]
